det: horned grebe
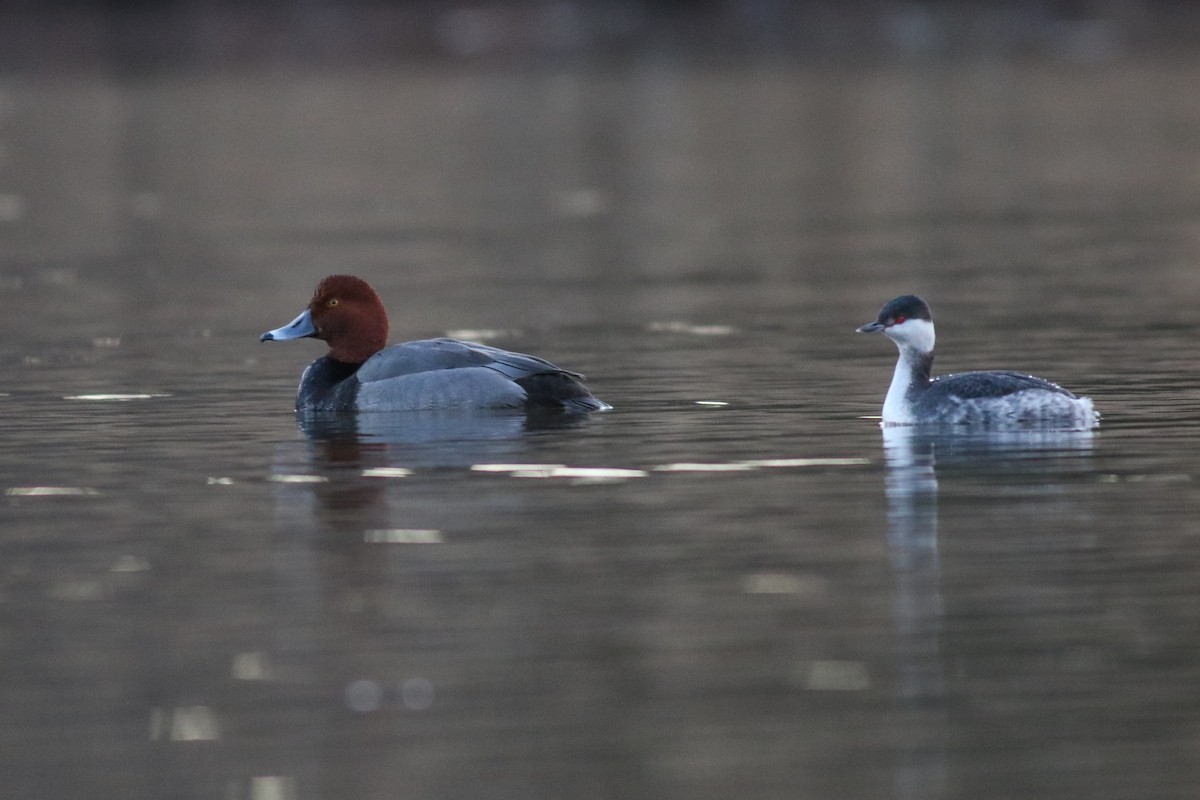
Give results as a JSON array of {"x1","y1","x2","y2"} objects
[{"x1": 856, "y1": 295, "x2": 1098, "y2": 428}]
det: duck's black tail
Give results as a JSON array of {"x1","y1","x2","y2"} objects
[{"x1": 517, "y1": 372, "x2": 611, "y2": 413}]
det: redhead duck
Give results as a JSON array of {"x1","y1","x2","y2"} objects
[{"x1": 261, "y1": 275, "x2": 610, "y2": 413}]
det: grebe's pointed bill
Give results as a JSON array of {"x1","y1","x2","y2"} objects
[
  {"x1": 260, "y1": 308, "x2": 317, "y2": 342},
  {"x1": 857, "y1": 321, "x2": 886, "y2": 333}
]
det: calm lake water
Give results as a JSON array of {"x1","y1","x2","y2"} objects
[{"x1": 4, "y1": 22, "x2": 1200, "y2": 800}]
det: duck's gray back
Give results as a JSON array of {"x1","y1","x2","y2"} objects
[
  {"x1": 356, "y1": 338, "x2": 578, "y2": 384},
  {"x1": 354, "y1": 367, "x2": 528, "y2": 411},
  {"x1": 352, "y1": 338, "x2": 608, "y2": 411}
]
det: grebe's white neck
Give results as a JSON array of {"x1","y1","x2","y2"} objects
[{"x1": 881, "y1": 319, "x2": 936, "y2": 424}]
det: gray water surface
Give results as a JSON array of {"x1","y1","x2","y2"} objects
[{"x1": 4, "y1": 42, "x2": 1200, "y2": 800}]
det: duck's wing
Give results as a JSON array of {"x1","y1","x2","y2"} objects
[
  {"x1": 356, "y1": 338, "x2": 582, "y2": 384},
  {"x1": 929, "y1": 370, "x2": 1079, "y2": 400}
]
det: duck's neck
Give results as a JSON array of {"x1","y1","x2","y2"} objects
[
  {"x1": 296, "y1": 356, "x2": 362, "y2": 412},
  {"x1": 882, "y1": 345, "x2": 934, "y2": 423}
]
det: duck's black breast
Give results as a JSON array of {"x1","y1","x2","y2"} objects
[{"x1": 296, "y1": 356, "x2": 363, "y2": 411}]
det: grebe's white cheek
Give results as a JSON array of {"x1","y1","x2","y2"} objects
[{"x1": 888, "y1": 318, "x2": 935, "y2": 352}]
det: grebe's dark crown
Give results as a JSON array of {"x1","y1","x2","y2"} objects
[{"x1": 874, "y1": 295, "x2": 932, "y2": 326}]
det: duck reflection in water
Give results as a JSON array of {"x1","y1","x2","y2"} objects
[
  {"x1": 264, "y1": 407, "x2": 606, "y2": 642},
  {"x1": 305, "y1": 408, "x2": 549, "y2": 458},
  {"x1": 269, "y1": 408, "x2": 595, "y2": 529},
  {"x1": 880, "y1": 424, "x2": 1095, "y2": 800}
]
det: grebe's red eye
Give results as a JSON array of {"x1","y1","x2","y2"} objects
[{"x1": 894, "y1": 315, "x2": 906, "y2": 324}]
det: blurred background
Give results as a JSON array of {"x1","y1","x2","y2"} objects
[
  {"x1": 6, "y1": 0, "x2": 1200, "y2": 333},
  {"x1": 4, "y1": 3, "x2": 1200, "y2": 800}
]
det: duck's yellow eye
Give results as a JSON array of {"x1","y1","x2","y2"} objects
[{"x1": 327, "y1": 298, "x2": 339, "y2": 308}]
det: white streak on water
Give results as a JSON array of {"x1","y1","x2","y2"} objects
[
  {"x1": 361, "y1": 467, "x2": 413, "y2": 478},
  {"x1": 653, "y1": 462, "x2": 758, "y2": 472},
  {"x1": 149, "y1": 705, "x2": 220, "y2": 741},
  {"x1": 648, "y1": 321, "x2": 736, "y2": 335},
  {"x1": 232, "y1": 652, "x2": 274, "y2": 681},
  {"x1": 6, "y1": 486, "x2": 99, "y2": 496},
  {"x1": 111, "y1": 555, "x2": 151, "y2": 573},
  {"x1": 739, "y1": 457, "x2": 871, "y2": 468},
  {"x1": 802, "y1": 660, "x2": 871, "y2": 691},
  {"x1": 64, "y1": 393, "x2": 171, "y2": 401},
  {"x1": 474, "y1": 463, "x2": 646, "y2": 480},
  {"x1": 268, "y1": 474, "x2": 327, "y2": 484},
  {"x1": 249, "y1": 776, "x2": 297, "y2": 800},
  {"x1": 364, "y1": 529, "x2": 443, "y2": 544}
]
